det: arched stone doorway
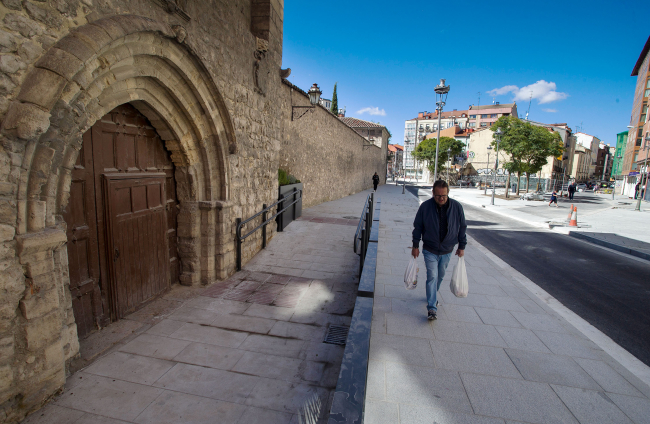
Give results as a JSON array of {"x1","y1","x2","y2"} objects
[
  {"x1": 1, "y1": 16, "x2": 240, "y2": 409},
  {"x1": 63, "y1": 104, "x2": 181, "y2": 337}
]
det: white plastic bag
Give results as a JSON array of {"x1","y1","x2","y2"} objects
[
  {"x1": 404, "y1": 257, "x2": 418, "y2": 290},
  {"x1": 450, "y1": 257, "x2": 468, "y2": 298}
]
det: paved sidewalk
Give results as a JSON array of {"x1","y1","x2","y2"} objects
[
  {"x1": 21, "y1": 192, "x2": 370, "y2": 424},
  {"x1": 365, "y1": 184, "x2": 650, "y2": 424}
]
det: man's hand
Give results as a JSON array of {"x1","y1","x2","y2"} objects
[
  {"x1": 456, "y1": 249, "x2": 465, "y2": 257},
  {"x1": 412, "y1": 247, "x2": 419, "y2": 258}
]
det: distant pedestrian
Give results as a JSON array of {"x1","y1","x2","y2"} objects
[
  {"x1": 568, "y1": 183, "x2": 576, "y2": 200},
  {"x1": 412, "y1": 180, "x2": 467, "y2": 320},
  {"x1": 372, "y1": 172, "x2": 380, "y2": 192},
  {"x1": 549, "y1": 190, "x2": 559, "y2": 207},
  {"x1": 635, "y1": 182, "x2": 641, "y2": 199}
]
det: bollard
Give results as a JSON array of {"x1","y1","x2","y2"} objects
[{"x1": 236, "y1": 218, "x2": 242, "y2": 270}]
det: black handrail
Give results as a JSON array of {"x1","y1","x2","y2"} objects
[
  {"x1": 354, "y1": 193, "x2": 374, "y2": 275},
  {"x1": 235, "y1": 190, "x2": 303, "y2": 270}
]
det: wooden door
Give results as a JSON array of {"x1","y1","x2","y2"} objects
[
  {"x1": 104, "y1": 174, "x2": 169, "y2": 318},
  {"x1": 61, "y1": 131, "x2": 105, "y2": 338},
  {"x1": 64, "y1": 104, "x2": 180, "y2": 335}
]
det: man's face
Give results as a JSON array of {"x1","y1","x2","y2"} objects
[{"x1": 433, "y1": 187, "x2": 449, "y2": 206}]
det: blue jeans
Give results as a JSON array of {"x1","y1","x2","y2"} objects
[{"x1": 422, "y1": 250, "x2": 452, "y2": 311}]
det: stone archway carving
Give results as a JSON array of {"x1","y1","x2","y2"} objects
[{"x1": 1, "y1": 15, "x2": 238, "y2": 369}]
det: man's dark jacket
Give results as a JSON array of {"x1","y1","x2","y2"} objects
[{"x1": 412, "y1": 198, "x2": 467, "y2": 255}]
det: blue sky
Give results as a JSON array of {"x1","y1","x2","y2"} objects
[{"x1": 282, "y1": 1, "x2": 649, "y2": 147}]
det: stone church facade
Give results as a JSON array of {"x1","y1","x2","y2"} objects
[{"x1": 0, "y1": 1, "x2": 386, "y2": 421}]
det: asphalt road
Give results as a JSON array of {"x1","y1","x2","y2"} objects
[{"x1": 406, "y1": 184, "x2": 650, "y2": 367}]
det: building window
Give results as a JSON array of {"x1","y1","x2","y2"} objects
[
  {"x1": 637, "y1": 138, "x2": 642, "y2": 146},
  {"x1": 490, "y1": 114, "x2": 497, "y2": 118},
  {"x1": 470, "y1": 115, "x2": 476, "y2": 119},
  {"x1": 480, "y1": 122, "x2": 487, "y2": 127},
  {"x1": 481, "y1": 114, "x2": 488, "y2": 118},
  {"x1": 468, "y1": 122, "x2": 475, "y2": 128}
]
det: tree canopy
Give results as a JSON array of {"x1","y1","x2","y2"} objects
[
  {"x1": 490, "y1": 116, "x2": 563, "y2": 177},
  {"x1": 412, "y1": 136, "x2": 464, "y2": 176}
]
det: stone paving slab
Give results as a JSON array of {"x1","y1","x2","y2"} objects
[
  {"x1": 365, "y1": 184, "x2": 650, "y2": 424},
  {"x1": 22, "y1": 190, "x2": 372, "y2": 424}
]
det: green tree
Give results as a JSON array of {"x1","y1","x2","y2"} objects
[
  {"x1": 330, "y1": 83, "x2": 338, "y2": 115},
  {"x1": 490, "y1": 116, "x2": 564, "y2": 195},
  {"x1": 412, "y1": 136, "x2": 464, "y2": 181}
]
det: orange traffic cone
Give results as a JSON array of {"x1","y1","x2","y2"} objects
[
  {"x1": 567, "y1": 204, "x2": 574, "y2": 221},
  {"x1": 569, "y1": 207, "x2": 578, "y2": 227}
]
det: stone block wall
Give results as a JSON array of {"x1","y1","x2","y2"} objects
[
  {"x1": 279, "y1": 80, "x2": 388, "y2": 208},
  {"x1": 0, "y1": 0, "x2": 285, "y2": 421}
]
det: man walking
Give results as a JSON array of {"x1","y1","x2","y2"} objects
[
  {"x1": 568, "y1": 183, "x2": 576, "y2": 200},
  {"x1": 372, "y1": 172, "x2": 380, "y2": 192},
  {"x1": 412, "y1": 180, "x2": 467, "y2": 320}
]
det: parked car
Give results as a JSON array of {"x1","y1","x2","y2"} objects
[
  {"x1": 520, "y1": 191, "x2": 545, "y2": 201},
  {"x1": 576, "y1": 183, "x2": 587, "y2": 192}
]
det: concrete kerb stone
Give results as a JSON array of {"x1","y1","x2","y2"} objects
[
  {"x1": 568, "y1": 231, "x2": 650, "y2": 261},
  {"x1": 327, "y1": 198, "x2": 380, "y2": 422}
]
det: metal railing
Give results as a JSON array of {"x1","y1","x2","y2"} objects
[
  {"x1": 354, "y1": 192, "x2": 374, "y2": 275},
  {"x1": 235, "y1": 190, "x2": 303, "y2": 271}
]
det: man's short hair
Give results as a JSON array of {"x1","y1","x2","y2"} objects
[{"x1": 433, "y1": 180, "x2": 449, "y2": 192}]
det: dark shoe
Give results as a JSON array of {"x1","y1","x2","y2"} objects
[{"x1": 427, "y1": 310, "x2": 437, "y2": 320}]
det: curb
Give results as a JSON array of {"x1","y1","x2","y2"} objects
[{"x1": 568, "y1": 232, "x2": 650, "y2": 261}]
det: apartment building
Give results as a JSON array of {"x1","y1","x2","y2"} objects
[
  {"x1": 575, "y1": 132, "x2": 601, "y2": 179},
  {"x1": 612, "y1": 131, "x2": 628, "y2": 177},
  {"x1": 571, "y1": 144, "x2": 591, "y2": 182},
  {"x1": 468, "y1": 103, "x2": 518, "y2": 129},
  {"x1": 403, "y1": 102, "x2": 517, "y2": 178},
  {"x1": 623, "y1": 36, "x2": 650, "y2": 176},
  {"x1": 387, "y1": 144, "x2": 404, "y2": 176}
]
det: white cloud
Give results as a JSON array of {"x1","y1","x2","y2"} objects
[
  {"x1": 542, "y1": 108, "x2": 557, "y2": 113},
  {"x1": 357, "y1": 107, "x2": 386, "y2": 116},
  {"x1": 487, "y1": 80, "x2": 568, "y2": 105}
]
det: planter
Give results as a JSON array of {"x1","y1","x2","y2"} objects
[{"x1": 277, "y1": 183, "x2": 303, "y2": 231}]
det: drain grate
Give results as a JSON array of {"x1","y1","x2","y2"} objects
[
  {"x1": 342, "y1": 216, "x2": 358, "y2": 220},
  {"x1": 323, "y1": 325, "x2": 349, "y2": 345}
]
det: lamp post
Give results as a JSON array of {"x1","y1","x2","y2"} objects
[
  {"x1": 433, "y1": 79, "x2": 450, "y2": 181},
  {"x1": 491, "y1": 128, "x2": 503, "y2": 205},
  {"x1": 635, "y1": 134, "x2": 650, "y2": 211},
  {"x1": 447, "y1": 147, "x2": 451, "y2": 183},
  {"x1": 485, "y1": 146, "x2": 492, "y2": 194},
  {"x1": 612, "y1": 154, "x2": 622, "y2": 200},
  {"x1": 291, "y1": 83, "x2": 322, "y2": 120}
]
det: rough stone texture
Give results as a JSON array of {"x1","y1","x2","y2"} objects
[
  {"x1": 279, "y1": 80, "x2": 388, "y2": 208},
  {"x1": 0, "y1": 0, "x2": 299, "y2": 421}
]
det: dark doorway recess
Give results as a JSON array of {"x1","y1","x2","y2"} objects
[{"x1": 63, "y1": 104, "x2": 180, "y2": 338}]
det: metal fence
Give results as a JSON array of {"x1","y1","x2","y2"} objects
[{"x1": 354, "y1": 192, "x2": 374, "y2": 275}]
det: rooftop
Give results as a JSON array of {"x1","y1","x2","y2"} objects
[
  {"x1": 339, "y1": 117, "x2": 386, "y2": 128},
  {"x1": 468, "y1": 103, "x2": 516, "y2": 110},
  {"x1": 631, "y1": 35, "x2": 650, "y2": 76}
]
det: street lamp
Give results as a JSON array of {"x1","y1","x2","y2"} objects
[
  {"x1": 635, "y1": 134, "x2": 650, "y2": 211},
  {"x1": 491, "y1": 128, "x2": 503, "y2": 205},
  {"x1": 485, "y1": 145, "x2": 492, "y2": 194},
  {"x1": 291, "y1": 83, "x2": 322, "y2": 121},
  {"x1": 612, "y1": 154, "x2": 622, "y2": 200},
  {"x1": 433, "y1": 79, "x2": 450, "y2": 181}
]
